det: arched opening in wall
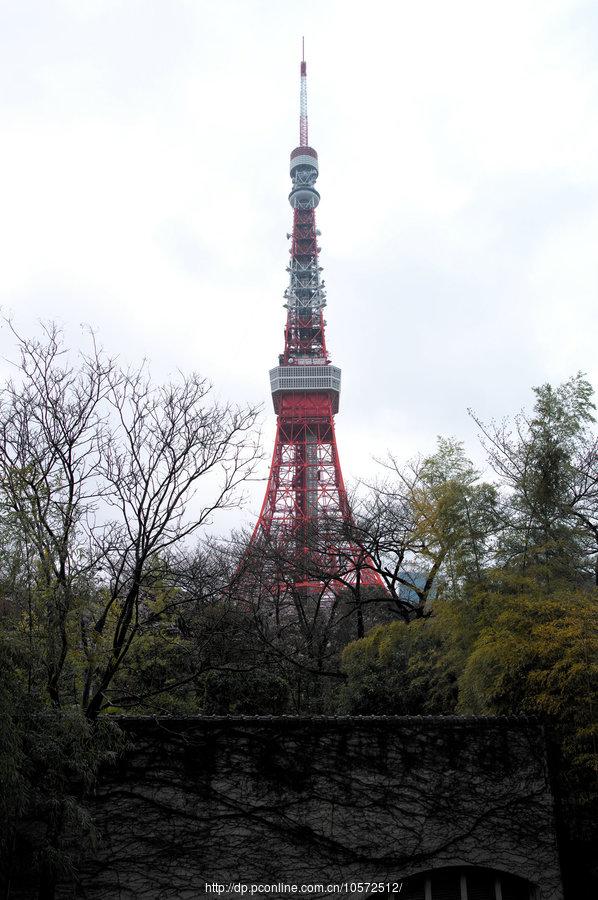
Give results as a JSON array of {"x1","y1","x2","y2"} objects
[{"x1": 398, "y1": 866, "x2": 535, "y2": 900}]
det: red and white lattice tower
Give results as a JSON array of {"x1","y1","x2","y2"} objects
[{"x1": 250, "y1": 49, "x2": 384, "y2": 593}]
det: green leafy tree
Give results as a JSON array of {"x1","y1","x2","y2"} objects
[
  {"x1": 338, "y1": 617, "x2": 458, "y2": 715},
  {"x1": 349, "y1": 438, "x2": 498, "y2": 615},
  {"x1": 458, "y1": 583, "x2": 598, "y2": 775},
  {"x1": 472, "y1": 373, "x2": 597, "y2": 585},
  {"x1": 457, "y1": 581, "x2": 598, "y2": 896}
]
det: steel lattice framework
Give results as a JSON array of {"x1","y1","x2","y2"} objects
[{"x1": 250, "y1": 49, "x2": 385, "y2": 593}]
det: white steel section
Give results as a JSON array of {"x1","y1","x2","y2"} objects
[{"x1": 270, "y1": 365, "x2": 341, "y2": 393}]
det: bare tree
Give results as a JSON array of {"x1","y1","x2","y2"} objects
[{"x1": 0, "y1": 322, "x2": 261, "y2": 717}]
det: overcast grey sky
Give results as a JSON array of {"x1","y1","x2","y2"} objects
[{"x1": 1, "y1": 0, "x2": 597, "y2": 530}]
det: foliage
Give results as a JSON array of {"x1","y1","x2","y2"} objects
[
  {"x1": 202, "y1": 669, "x2": 290, "y2": 715},
  {"x1": 458, "y1": 583, "x2": 598, "y2": 780},
  {"x1": 339, "y1": 618, "x2": 458, "y2": 715},
  {"x1": 0, "y1": 634, "x2": 123, "y2": 894}
]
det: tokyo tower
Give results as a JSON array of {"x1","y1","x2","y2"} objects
[{"x1": 250, "y1": 48, "x2": 384, "y2": 594}]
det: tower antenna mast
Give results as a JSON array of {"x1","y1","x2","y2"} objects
[{"x1": 299, "y1": 38, "x2": 308, "y2": 146}]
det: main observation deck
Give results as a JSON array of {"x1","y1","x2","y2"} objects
[{"x1": 269, "y1": 364, "x2": 341, "y2": 413}]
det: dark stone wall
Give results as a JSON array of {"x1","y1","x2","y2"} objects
[{"x1": 70, "y1": 716, "x2": 563, "y2": 899}]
